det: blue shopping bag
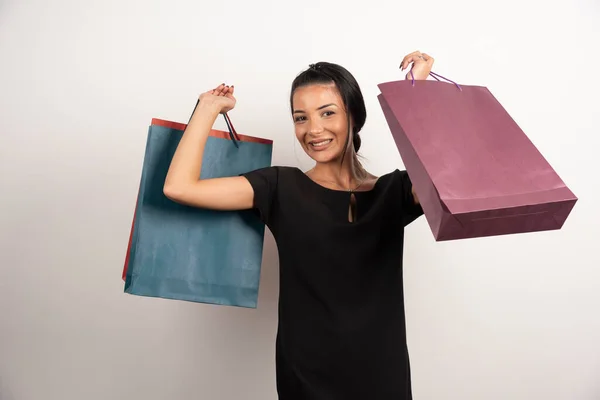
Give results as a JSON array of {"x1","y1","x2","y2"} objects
[{"x1": 123, "y1": 111, "x2": 273, "y2": 308}]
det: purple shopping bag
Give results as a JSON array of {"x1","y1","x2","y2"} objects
[{"x1": 377, "y1": 73, "x2": 577, "y2": 241}]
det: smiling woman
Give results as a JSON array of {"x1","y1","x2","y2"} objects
[
  {"x1": 163, "y1": 51, "x2": 433, "y2": 400},
  {"x1": 288, "y1": 62, "x2": 374, "y2": 223}
]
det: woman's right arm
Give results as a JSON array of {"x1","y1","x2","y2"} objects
[{"x1": 163, "y1": 84, "x2": 255, "y2": 211}]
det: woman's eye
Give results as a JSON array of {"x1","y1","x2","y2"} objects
[
  {"x1": 323, "y1": 111, "x2": 334, "y2": 117},
  {"x1": 294, "y1": 116, "x2": 306, "y2": 123}
]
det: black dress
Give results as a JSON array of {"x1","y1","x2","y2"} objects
[{"x1": 242, "y1": 166, "x2": 424, "y2": 400}]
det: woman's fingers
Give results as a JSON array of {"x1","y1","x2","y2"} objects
[
  {"x1": 213, "y1": 83, "x2": 226, "y2": 95},
  {"x1": 400, "y1": 51, "x2": 435, "y2": 70},
  {"x1": 401, "y1": 55, "x2": 421, "y2": 70},
  {"x1": 421, "y1": 53, "x2": 435, "y2": 65},
  {"x1": 222, "y1": 85, "x2": 233, "y2": 97},
  {"x1": 205, "y1": 83, "x2": 234, "y2": 97},
  {"x1": 220, "y1": 84, "x2": 236, "y2": 97},
  {"x1": 400, "y1": 50, "x2": 422, "y2": 70}
]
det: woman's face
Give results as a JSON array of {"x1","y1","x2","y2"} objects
[{"x1": 292, "y1": 83, "x2": 351, "y2": 164}]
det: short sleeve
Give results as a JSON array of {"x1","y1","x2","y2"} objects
[
  {"x1": 397, "y1": 170, "x2": 424, "y2": 227},
  {"x1": 241, "y1": 166, "x2": 279, "y2": 225}
]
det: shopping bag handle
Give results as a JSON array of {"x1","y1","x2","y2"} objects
[
  {"x1": 409, "y1": 70, "x2": 463, "y2": 91},
  {"x1": 222, "y1": 112, "x2": 241, "y2": 147},
  {"x1": 188, "y1": 99, "x2": 241, "y2": 148}
]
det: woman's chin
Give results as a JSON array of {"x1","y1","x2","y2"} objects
[{"x1": 307, "y1": 148, "x2": 339, "y2": 163}]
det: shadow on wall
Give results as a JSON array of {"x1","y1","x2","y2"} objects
[{"x1": 0, "y1": 378, "x2": 16, "y2": 400}]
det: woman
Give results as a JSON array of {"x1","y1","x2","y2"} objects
[{"x1": 163, "y1": 50, "x2": 434, "y2": 399}]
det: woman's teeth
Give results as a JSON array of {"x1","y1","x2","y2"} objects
[{"x1": 311, "y1": 139, "x2": 332, "y2": 147}]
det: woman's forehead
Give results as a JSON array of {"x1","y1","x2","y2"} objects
[{"x1": 292, "y1": 83, "x2": 342, "y2": 108}]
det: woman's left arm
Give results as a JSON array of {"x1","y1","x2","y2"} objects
[
  {"x1": 412, "y1": 187, "x2": 420, "y2": 205},
  {"x1": 399, "y1": 49, "x2": 434, "y2": 206}
]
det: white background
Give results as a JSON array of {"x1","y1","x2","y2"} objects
[{"x1": 1, "y1": 0, "x2": 599, "y2": 399}]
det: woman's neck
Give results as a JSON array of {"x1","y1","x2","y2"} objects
[{"x1": 309, "y1": 155, "x2": 367, "y2": 191}]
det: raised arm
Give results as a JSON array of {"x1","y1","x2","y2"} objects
[
  {"x1": 399, "y1": 50, "x2": 433, "y2": 206},
  {"x1": 163, "y1": 84, "x2": 255, "y2": 211}
]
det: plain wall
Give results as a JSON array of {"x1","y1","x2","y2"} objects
[{"x1": 1, "y1": 0, "x2": 599, "y2": 399}]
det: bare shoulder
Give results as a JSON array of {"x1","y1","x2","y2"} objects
[
  {"x1": 360, "y1": 171, "x2": 381, "y2": 192},
  {"x1": 362, "y1": 169, "x2": 408, "y2": 192}
]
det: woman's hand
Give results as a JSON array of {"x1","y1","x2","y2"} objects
[
  {"x1": 198, "y1": 83, "x2": 236, "y2": 114},
  {"x1": 400, "y1": 51, "x2": 434, "y2": 81}
]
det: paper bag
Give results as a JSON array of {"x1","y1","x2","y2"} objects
[
  {"x1": 378, "y1": 74, "x2": 577, "y2": 241},
  {"x1": 123, "y1": 113, "x2": 273, "y2": 307}
]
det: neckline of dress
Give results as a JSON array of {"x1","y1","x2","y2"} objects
[{"x1": 293, "y1": 167, "x2": 388, "y2": 194}]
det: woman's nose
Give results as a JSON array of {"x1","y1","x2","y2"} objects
[{"x1": 308, "y1": 119, "x2": 324, "y2": 134}]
